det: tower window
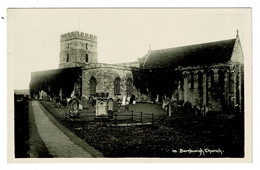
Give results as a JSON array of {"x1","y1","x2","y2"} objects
[
  {"x1": 85, "y1": 54, "x2": 88, "y2": 62},
  {"x1": 66, "y1": 53, "x2": 69, "y2": 62},
  {"x1": 67, "y1": 43, "x2": 69, "y2": 49},
  {"x1": 86, "y1": 43, "x2": 88, "y2": 50}
]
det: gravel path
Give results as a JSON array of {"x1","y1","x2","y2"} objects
[{"x1": 31, "y1": 101, "x2": 93, "y2": 158}]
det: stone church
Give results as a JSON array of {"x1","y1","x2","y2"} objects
[
  {"x1": 139, "y1": 32, "x2": 244, "y2": 113},
  {"x1": 30, "y1": 31, "x2": 140, "y2": 107},
  {"x1": 59, "y1": 31, "x2": 140, "y2": 101},
  {"x1": 30, "y1": 30, "x2": 244, "y2": 113}
]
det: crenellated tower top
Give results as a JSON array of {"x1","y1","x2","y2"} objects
[
  {"x1": 61, "y1": 31, "x2": 97, "y2": 42},
  {"x1": 59, "y1": 31, "x2": 98, "y2": 69}
]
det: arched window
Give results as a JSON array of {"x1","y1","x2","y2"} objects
[
  {"x1": 179, "y1": 76, "x2": 184, "y2": 90},
  {"x1": 86, "y1": 43, "x2": 88, "y2": 50},
  {"x1": 114, "y1": 77, "x2": 120, "y2": 95},
  {"x1": 218, "y1": 70, "x2": 224, "y2": 90},
  {"x1": 90, "y1": 76, "x2": 97, "y2": 95},
  {"x1": 66, "y1": 53, "x2": 69, "y2": 62},
  {"x1": 85, "y1": 54, "x2": 88, "y2": 62},
  {"x1": 126, "y1": 78, "x2": 133, "y2": 95},
  {"x1": 210, "y1": 70, "x2": 215, "y2": 88},
  {"x1": 67, "y1": 43, "x2": 69, "y2": 49},
  {"x1": 190, "y1": 72, "x2": 194, "y2": 89},
  {"x1": 198, "y1": 71, "x2": 203, "y2": 89}
]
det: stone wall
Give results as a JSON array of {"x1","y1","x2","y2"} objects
[
  {"x1": 178, "y1": 63, "x2": 244, "y2": 112},
  {"x1": 82, "y1": 63, "x2": 139, "y2": 101},
  {"x1": 231, "y1": 35, "x2": 244, "y2": 64}
]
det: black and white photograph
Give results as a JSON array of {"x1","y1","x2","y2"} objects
[{"x1": 8, "y1": 8, "x2": 251, "y2": 162}]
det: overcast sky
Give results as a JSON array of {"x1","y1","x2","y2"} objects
[{"x1": 8, "y1": 9, "x2": 250, "y2": 89}]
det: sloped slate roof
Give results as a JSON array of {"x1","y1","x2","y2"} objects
[
  {"x1": 142, "y1": 38, "x2": 236, "y2": 69},
  {"x1": 30, "y1": 67, "x2": 82, "y2": 95}
]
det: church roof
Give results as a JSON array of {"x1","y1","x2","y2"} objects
[{"x1": 142, "y1": 38, "x2": 236, "y2": 69}]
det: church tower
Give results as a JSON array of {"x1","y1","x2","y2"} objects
[{"x1": 59, "y1": 31, "x2": 98, "y2": 69}]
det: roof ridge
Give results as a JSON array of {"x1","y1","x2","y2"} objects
[
  {"x1": 151, "y1": 38, "x2": 236, "y2": 53},
  {"x1": 143, "y1": 37, "x2": 237, "y2": 69}
]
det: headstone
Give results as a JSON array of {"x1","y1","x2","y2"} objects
[
  {"x1": 108, "y1": 99, "x2": 113, "y2": 111},
  {"x1": 156, "y1": 94, "x2": 159, "y2": 103},
  {"x1": 68, "y1": 99, "x2": 79, "y2": 117},
  {"x1": 173, "y1": 102, "x2": 178, "y2": 113},
  {"x1": 96, "y1": 100, "x2": 107, "y2": 116},
  {"x1": 95, "y1": 93, "x2": 109, "y2": 117},
  {"x1": 122, "y1": 95, "x2": 126, "y2": 106},
  {"x1": 162, "y1": 100, "x2": 166, "y2": 109},
  {"x1": 79, "y1": 103, "x2": 83, "y2": 111},
  {"x1": 39, "y1": 91, "x2": 42, "y2": 100},
  {"x1": 107, "y1": 99, "x2": 114, "y2": 118},
  {"x1": 168, "y1": 104, "x2": 171, "y2": 117},
  {"x1": 127, "y1": 96, "x2": 131, "y2": 103}
]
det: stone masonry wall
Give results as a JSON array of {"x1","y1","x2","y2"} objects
[
  {"x1": 180, "y1": 64, "x2": 243, "y2": 112},
  {"x1": 82, "y1": 63, "x2": 138, "y2": 101}
]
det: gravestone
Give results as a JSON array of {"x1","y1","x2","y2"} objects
[
  {"x1": 96, "y1": 101, "x2": 107, "y2": 116},
  {"x1": 67, "y1": 99, "x2": 79, "y2": 118},
  {"x1": 107, "y1": 99, "x2": 114, "y2": 118},
  {"x1": 122, "y1": 95, "x2": 126, "y2": 105},
  {"x1": 107, "y1": 99, "x2": 113, "y2": 111},
  {"x1": 95, "y1": 93, "x2": 109, "y2": 117}
]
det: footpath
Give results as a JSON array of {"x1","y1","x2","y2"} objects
[{"x1": 30, "y1": 100, "x2": 103, "y2": 158}]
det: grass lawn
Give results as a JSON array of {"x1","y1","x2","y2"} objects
[{"x1": 40, "y1": 100, "x2": 244, "y2": 158}]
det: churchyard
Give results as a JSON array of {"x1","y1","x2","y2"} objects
[{"x1": 40, "y1": 99, "x2": 244, "y2": 158}]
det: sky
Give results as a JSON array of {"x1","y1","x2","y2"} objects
[{"x1": 7, "y1": 8, "x2": 250, "y2": 89}]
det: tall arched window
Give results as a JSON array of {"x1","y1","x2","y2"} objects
[
  {"x1": 198, "y1": 71, "x2": 203, "y2": 89},
  {"x1": 190, "y1": 72, "x2": 194, "y2": 89},
  {"x1": 179, "y1": 76, "x2": 184, "y2": 90},
  {"x1": 209, "y1": 70, "x2": 215, "y2": 88},
  {"x1": 218, "y1": 70, "x2": 224, "y2": 90},
  {"x1": 90, "y1": 76, "x2": 97, "y2": 95},
  {"x1": 67, "y1": 43, "x2": 69, "y2": 49},
  {"x1": 114, "y1": 77, "x2": 120, "y2": 95},
  {"x1": 126, "y1": 78, "x2": 133, "y2": 95},
  {"x1": 86, "y1": 43, "x2": 88, "y2": 50},
  {"x1": 66, "y1": 53, "x2": 69, "y2": 62},
  {"x1": 85, "y1": 54, "x2": 88, "y2": 62}
]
